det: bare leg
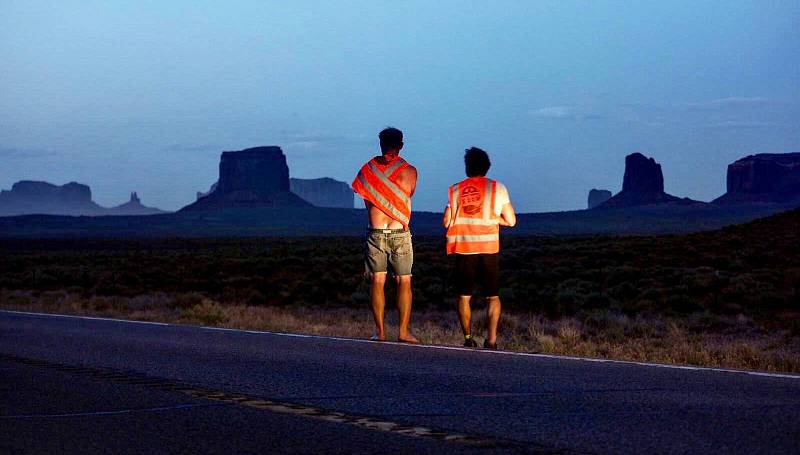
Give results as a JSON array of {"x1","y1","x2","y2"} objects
[
  {"x1": 457, "y1": 295, "x2": 472, "y2": 337},
  {"x1": 396, "y1": 275, "x2": 418, "y2": 343},
  {"x1": 486, "y1": 296, "x2": 502, "y2": 345},
  {"x1": 370, "y1": 272, "x2": 387, "y2": 340}
]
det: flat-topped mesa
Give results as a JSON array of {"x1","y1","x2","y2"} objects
[
  {"x1": 218, "y1": 146, "x2": 289, "y2": 196},
  {"x1": 0, "y1": 180, "x2": 102, "y2": 216},
  {"x1": 587, "y1": 189, "x2": 612, "y2": 209},
  {"x1": 713, "y1": 153, "x2": 800, "y2": 204},
  {"x1": 600, "y1": 153, "x2": 700, "y2": 207},
  {"x1": 181, "y1": 146, "x2": 310, "y2": 211},
  {"x1": 10, "y1": 180, "x2": 92, "y2": 205},
  {"x1": 290, "y1": 177, "x2": 354, "y2": 209}
]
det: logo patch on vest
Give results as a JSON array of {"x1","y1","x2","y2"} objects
[{"x1": 460, "y1": 185, "x2": 483, "y2": 215}]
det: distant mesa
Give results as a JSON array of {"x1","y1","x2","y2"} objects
[
  {"x1": 0, "y1": 181, "x2": 165, "y2": 216},
  {"x1": 713, "y1": 153, "x2": 800, "y2": 204},
  {"x1": 0, "y1": 180, "x2": 101, "y2": 216},
  {"x1": 182, "y1": 146, "x2": 310, "y2": 211},
  {"x1": 191, "y1": 146, "x2": 353, "y2": 209},
  {"x1": 587, "y1": 189, "x2": 612, "y2": 209},
  {"x1": 599, "y1": 153, "x2": 700, "y2": 208},
  {"x1": 105, "y1": 192, "x2": 167, "y2": 216},
  {"x1": 196, "y1": 178, "x2": 353, "y2": 209},
  {"x1": 290, "y1": 177, "x2": 354, "y2": 209}
]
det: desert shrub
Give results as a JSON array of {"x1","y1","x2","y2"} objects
[
  {"x1": 638, "y1": 287, "x2": 661, "y2": 301},
  {"x1": 557, "y1": 322, "x2": 582, "y2": 346},
  {"x1": 725, "y1": 274, "x2": 757, "y2": 296},
  {"x1": 629, "y1": 317, "x2": 659, "y2": 337},
  {"x1": 246, "y1": 289, "x2": 267, "y2": 306},
  {"x1": 605, "y1": 266, "x2": 642, "y2": 286},
  {"x1": 584, "y1": 292, "x2": 614, "y2": 310},
  {"x1": 181, "y1": 299, "x2": 227, "y2": 326},
  {"x1": 620, "y1": 298, "x2": 652, "y2": 316},
  {"x1": 558, "y1": 278, "x2": 596, "y2": 294},
  {"x1": 536, "y1": 335, "x2": 557, "y2": 353},
  {"x1": 758, "y1": 292, "x2": 791, "y2": 310},
  {"x1": 664, "y1": 294, "x2": 702, "y2": 314},
  {"x1": 553, "y1": 289, "x2": 581, "y2": 317},
  {"x1": 2, "y1": 220, "x2": 799, "y2": 331},
  {"x1": 582, "y1": 310, "x2": 627, "y2": 342},
  {"x1": 39, "y1": 291, "x2": 66, "y2": 306},
  {"x1": 174, "y1": 292, "x2": 205, "y2": 309},
  {"x1": 1, "y1": 292, "x2": 32, "y2": 306},
  {"x1": 88, "y1": 296, "x2": 126, "y2": 312},
  {"x1": 350, "y1": 290, "x2": 369, "y2": 304},
  {"x1": 128, "y1": 293, "x2": 172, "y2": 311},
  {"x1": 788, "y1": 320, "x2": 800, "y2": 338},
  {"x1": 499, "y1": 287, "x2": 516, "y2": 305},
  {"x1": 609, "y1": 281, "x2": 638, "y2": 300},
  {"x1": 687, "y1": 311, "x2": 729, "y2": 332},
  {"x1": 682, "y1": 267, "x2": 720, "y2": 294}
]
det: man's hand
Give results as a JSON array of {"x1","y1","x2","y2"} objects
[
  {"x1": 442, "y1": 205, "x2": 452, "y2": 228},
  {"x1": 499, "y1": 202, "x2": 516, "y2": 227}
]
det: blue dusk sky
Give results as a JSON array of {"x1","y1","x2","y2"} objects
[{"x1": 1, "y1": 1, "x2": 798, "y2": 212}]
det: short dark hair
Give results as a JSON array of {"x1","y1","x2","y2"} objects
[
  {"x1": 379, "y1": 127, "x2": 403, "y2": 152},
  {"x1": 464, "y1": 147, "x2": 491, "y2": 177}
]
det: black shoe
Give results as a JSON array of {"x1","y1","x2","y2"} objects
[
  {"x1": 463, "y1": 337, "x2": 478, "y2": 348},
  {"x1": 483, "y1": 340, "x2": 498, "y2": 350}
]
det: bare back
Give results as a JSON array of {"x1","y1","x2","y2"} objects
[{"x1": 366, "y1": 156, "x2": 417, "y2": 229}]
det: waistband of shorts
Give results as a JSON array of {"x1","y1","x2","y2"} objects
[{"x1": 366, "y1": 228, "x2": 408, "y2": 234}]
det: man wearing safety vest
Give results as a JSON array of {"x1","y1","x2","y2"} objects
[
  {"x1": 443, "y1": 147, "x2": 516, "y2": 349},
  {"x1": 352, "y1": 127, "x2": 419, "y2": 343}
]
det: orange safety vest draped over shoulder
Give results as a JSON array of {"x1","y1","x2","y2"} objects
[
  {"x1": 352, "y1": 156, "x2": 412, "y2": 229},
  {"x1": 446, "y1": 177, "x2": 500, "y2": 254}
]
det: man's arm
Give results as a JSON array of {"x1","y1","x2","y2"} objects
[
  {"x1": 498, "y1": 202, "x2": 516, "y2": 227},
  {"x1": 442, "y1": 205, "x2": 452, "y2": 228},
  {"x1": 397, "y1": 165, "x2": 418, "y2": 196}
]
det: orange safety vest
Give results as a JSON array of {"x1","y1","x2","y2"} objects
[
  {"x1": 446, "y1": 177, "x2": 500, "y2": 254},
  {"x1": 352, "y1": 156, "x2": 412, "y2": 229}
]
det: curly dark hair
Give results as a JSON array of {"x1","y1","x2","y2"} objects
[
  {"x1": 464, "y1": 147, "x2": 491, "y2": 177},
  {"x1": 379, "y1": 127, "x2": 403, "y2": 152}
]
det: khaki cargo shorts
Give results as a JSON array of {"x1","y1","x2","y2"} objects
[{"x1": 364, "y1": 229, "x2": 413, "y2": 276}]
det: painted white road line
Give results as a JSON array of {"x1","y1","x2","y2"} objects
[
  {"x1": 3, "y1": 309, "x2": 799, "y2": 380},
  {"x1": 0, "y1": 403, "x2": 222, "y2": 420},
  {"x1": 2, "y1": 310, "x2": 170, "y2": 326}
]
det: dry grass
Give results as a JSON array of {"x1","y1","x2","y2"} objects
[{"x1": 3, "y1": 289, "x2": 798, "y2": 373}]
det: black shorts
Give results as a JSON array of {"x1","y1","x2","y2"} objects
[{"x1": 453, "y1": 253, "x2": 500, "y2": 297}]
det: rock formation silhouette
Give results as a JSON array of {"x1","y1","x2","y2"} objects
[
  {"x1": 600, "y1": 153, "x2": 698, "y2": 207},
  {"x1": 713, "y1": 153, "x2": 800, "y2": 204},
  {"x1": 182, "y1": 146, "x2": 310, "y2": 211},
  {"x1": 587, "y1": 189, "x2": 612, "y2": 209},
  {"x1": 196, "y1": 183, "x2": 218, "y2": 201},
  {"x1": 0, "y1": 181, "x2": 102, "y2": 216},
  {"x1": 105, "y1": 192, "x2": 167, "y2": 215},
  {"x1": 290, "y1": 177, "x2": 354, "y2": 208},
  {"x1": 0, "y1": 182, "x2": 166, "y2": 216}
]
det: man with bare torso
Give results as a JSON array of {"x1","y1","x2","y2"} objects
[{"x1": 352, "y1": 127, "x2": 418, "y2": 343}]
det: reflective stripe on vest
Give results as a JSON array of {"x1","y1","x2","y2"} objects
[
  {"x1": 352, "y1": 156, "x2": 412, "y2": 229},
  {"x1": 446, "y1": 177, "x2": 500, "y2": 254}
]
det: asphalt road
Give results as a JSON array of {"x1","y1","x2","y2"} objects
[{"x1": 1, "y1": 311, "x2": 799, "y2": 454}]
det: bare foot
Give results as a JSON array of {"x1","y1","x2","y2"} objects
[
  {"x1": 397, "y1": 334, "x2": 419, "y2": 344},
  {"x1": 370, "y1": 334, "x2": 386, "y2": 341}
]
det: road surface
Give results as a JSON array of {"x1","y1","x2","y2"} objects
[{"x1": 1, "y1": 310, "x2": 799, "y2": 454}]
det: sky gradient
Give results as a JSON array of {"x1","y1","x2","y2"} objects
[{"x1": 2, "y1": 1, "x2": 799, "y2": 212}]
